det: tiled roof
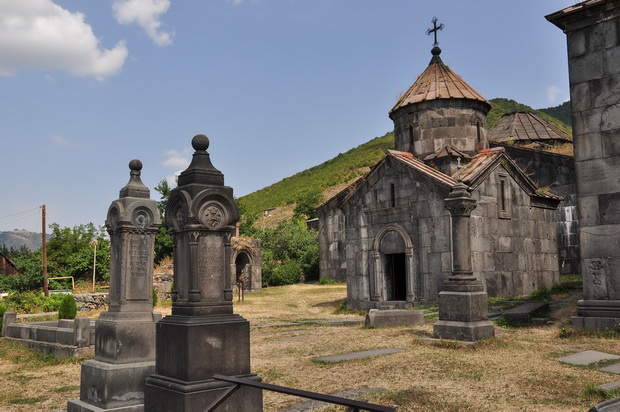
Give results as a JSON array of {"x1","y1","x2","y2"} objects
[
  {"x1": 387, "y1": 150, "x2": 457, "y2": 188},
  {"x1": 488, "y1": 111, "x2": 572, "y2": 143},
  {"x1": 390, "y1": 47, "x2": 490, "y2": 114},
  {"x1": 423, "y1": 144, "x2": 472, "y2": 161}
]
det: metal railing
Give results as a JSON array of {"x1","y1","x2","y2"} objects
[{"x1": 205, "y1": 374, "x2": 395, "y2": 412}]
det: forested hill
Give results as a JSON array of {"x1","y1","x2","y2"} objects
[
  {"x1": 0, "y1": 230, "x2": 42, "y2": 251},
  {"x1": 238, "y1": 98, "x2": 571, "y2": 223}
]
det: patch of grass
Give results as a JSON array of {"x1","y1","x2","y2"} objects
[
  {"x1": 8, "y1": 396, "x2": 47, "y2": 405},
  {"x1": 53, "y1": 385, "x2": 80, "y2": 393},
  {"x1": 315, "y1": 278, "x2": 343, "y2": 285},
  {"x1": 559, "y1": 326, "x2": 620, "y2": 340},
  {"x1": 580, "y1": 383, "x2": 620, "y2": 402}
]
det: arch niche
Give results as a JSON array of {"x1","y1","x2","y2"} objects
[
  {"x1": 234, "y1": 251, "x2": 252, "y2": 291},
  {"x1": 371, "y1": 225, "x2": 416, "y2": 303}
]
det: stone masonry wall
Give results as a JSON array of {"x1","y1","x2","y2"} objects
[
  {"x1": 564, "y1": 4, "x2": 620, "y2": 298},
  {"x1": 471, "y1": 167, "x2": 559, "y2": 297},
  {"x1": 494, "y1": 143, "x2": 579, "y2": 274}
]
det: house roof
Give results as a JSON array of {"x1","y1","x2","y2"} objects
[
  {"x1": 390, "y1": 47, "x2": 490, "y2": 114},
  {"x1": 488, "y1": 111, "x2": 572, "y2": 144}
]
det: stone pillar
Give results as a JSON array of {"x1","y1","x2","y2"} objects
[
  {"x1": 68, "y1": 160, "x2": 162, "y2": 412},
  {"x1": 547, "y1": 1, "x2": 620, "y2": 329},
  {"x1": 433, "y1": 182, "x2": 494, "y2": 341},
  {"x1": 144, "y1": 135, "x2": 262, "y2": 412}
]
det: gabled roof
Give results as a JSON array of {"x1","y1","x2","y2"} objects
[
  {"x1": 390, "y1": 47, "x2": 490, "y2": 114},
  {"x1": 318, "y1": 146, "x2": 562, "y2": 213},
  {"x1": 488, "y1": 111, "x2": 572, "y2": 143},
  {"x1": 387, "y1": 150, "x2": 457, "y2": 188},
  {"x1": 458, "y1": 147, "x2": 563, "y2": 201},
  {"x1": 423, "y1": 144, "x2": 472, "y2": 162}
]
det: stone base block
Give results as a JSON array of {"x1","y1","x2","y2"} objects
[
  {"x1": 365, "y1": 309, "x2": 425, "y2": 328},
  {"x1": 572, "y1": 316, "x2": 620, "y2": 330},
  {"x1": 72, "y1": 359, "x2": 155, "y2": 411},
  {"x1": 438, "y1": 290, "x2": 488, "y2": 322},
  {"x1": 144, "y1": 374, "x2": 262, "y2": 412},
  {"x1": 95, "y1": 312, "x2": 156, "y2": 363},
  {"x1": 67, "y1": 398, "x2": 144, "y2": 412},
  {"x1": 433, "y1": 320, "x2": 495, "y2": 342}
]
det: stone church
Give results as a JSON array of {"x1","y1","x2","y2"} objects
[{"x1": 317, "y1": 42, "x2": 563, "y2": 309}]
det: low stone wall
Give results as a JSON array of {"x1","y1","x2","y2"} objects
[
  {"x1": 154, "y1": 270, "x2": 173, "y2": 301},
  {"x1": 74, "y1": 293, "x2": 108, "y2": 312},
  {"x1": 1, "y1": 312, "x2": 95, "y2": 358}
]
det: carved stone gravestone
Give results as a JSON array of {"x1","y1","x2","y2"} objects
[
  {"x1": 68, "y1": 159, "x2": 162, "y2": 412},
  {"x1": 144, "y1": 135, "x2": 262, "y2": 411}
]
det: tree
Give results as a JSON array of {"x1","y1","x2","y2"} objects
[
  {"x1": 46, "y1": 223, "x2": 110, "y2": 281},
  {"x1": 154, "y1": 179, "x2": 173, "y2": 264},
  {"x1": 293, "y1": 190, "x2": 323, "y2": 220},
  {"x1": 259, "y1": 218, "x2": 319, "y2": 286}
]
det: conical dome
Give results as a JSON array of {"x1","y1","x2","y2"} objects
[
  {"x1": 389, "y1": 47, "x2": 492, "y2": 159},
  {"x1": 390, "y1": 47, "x2": 490, "y2": 114}
]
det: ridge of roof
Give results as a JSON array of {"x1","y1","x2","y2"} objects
[{"x1": 390, "y1": 48, "x2": 490, "y2": 114}]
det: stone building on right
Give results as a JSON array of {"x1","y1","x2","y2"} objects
[{"x1": 547, "y1": 0, "x2": 620, "y2": 329}]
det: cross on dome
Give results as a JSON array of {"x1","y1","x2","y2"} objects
[{"x1": 426, "y1": 17, "x2": 444, "y2": 47}]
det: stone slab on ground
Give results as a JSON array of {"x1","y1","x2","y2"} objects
[
  {"x1": 365, "y1": 309, "x2": 424, "y2": 328},
  {"x1": 557, "y1": 350, "x2": 620, "y2": 366},
  {"x1": 589, "y1": 397, "x2": 620, "y2": 412},
  {"x1": 600, "y1": 363, "x2": 620, "y2": 375},
  {"x1": 312, "y1": 348, "x2": 404, "y2": 363},
  {"x1": 277, "y1": 388, "x2": 385, "y2": 412},
  {"x1": 503, "y1": 302, "x2": 549, "y2": 325},
  {"x1": 596, "y1": 381, "x2": 620, "y2": 392}
]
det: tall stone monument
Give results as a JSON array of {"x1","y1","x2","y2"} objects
[
  {"x1": 547, "y1": 0, "x2": 620, "y2": 329},
  {"x1": 144, "y1": 135, "x2": 262, "y2": 411},
  {"x1": 68, "y1": 159, "x2": 162, "y2": 412},
  {"x1": 433, "y1": 182, "x2": 494, "y2": 341}
]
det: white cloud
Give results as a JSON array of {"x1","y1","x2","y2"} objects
[
  {"x1": 0, "y1": 0, "x2": 128, "y2": 80},
  {"x1": 162, "y1": 148, "x2": 191, "y2": 169},
  {"x1": 162, "y1": 148, "x2": 191, "y2": 186},
  {"x1": 49, "y1": 134, "x2": 70, "y2": 147},
  {"x1": 113, "y1": 0, "x2": 173, "y2": 47},
  {"x1": 546, "y1": 85, "x2": 562, "y2": 103}
]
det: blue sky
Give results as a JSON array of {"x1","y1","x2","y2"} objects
[{"x1": 0, "y1": 0, "x2": 573, "y2": 233}]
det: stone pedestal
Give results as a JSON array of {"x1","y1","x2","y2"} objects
[
  {"x1": 144, "y1": 135, "x2": 262, "y2": 412},
  {"x1": 69, "y1": 160, "x2": 161, "y2": 412},
  {"x1": 433, "y1": 182, "x2": 494, "y2": 341}
]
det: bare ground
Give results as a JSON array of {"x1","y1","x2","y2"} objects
[{"x1": 1, "y1": 283, "x2": 619, "y2": 411}]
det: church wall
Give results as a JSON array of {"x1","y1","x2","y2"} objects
[
  {"x1": 342, "y1": 168, "x2": 452, "y2": 309},
  {"x1": 392, "y1": 100, "x2": 489, "y2": 158},
  {"x1": 493, "y1": 143, "x2": 580, "y2": 275},
  {"x1": 317, "y1": 205, "x2": 347, "y2": 282},
  {"x1": 471, "y1": 167, "x2": 560, "y2": 298}
]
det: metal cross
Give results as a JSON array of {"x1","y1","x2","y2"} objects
[
  {"x1": 426, "y1": 17, "x2": 444, "y2": 47},
  {"x1": 455, "y1": 156, "x2": 465, "y2": 182}
]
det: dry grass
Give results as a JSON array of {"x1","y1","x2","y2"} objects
[{"x1": 1, "y1": 283, "x2": 620, "y2": 411}]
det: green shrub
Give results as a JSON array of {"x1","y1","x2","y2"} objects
[
  {"x1": 0, "y1": 301, "x2": 6, "y2": 332},
  {"x1": 4, "y1": 291, "x2": 46, "y2": 313},
  {"x1": 152, "y1": 287, "x2": 158, "y2": 307},
  {"x1": 57, "y1": 294, "x2": 77, "y2": 320},
  {"x1": 316, "y1": 278, "x2": 340, "y2": 285}
]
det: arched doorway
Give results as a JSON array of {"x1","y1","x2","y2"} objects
[
  {"x1": 235, "y1": 252, "x2": 251, "y2": 292},
  {"x1": 372, "y1": 225, "x2": 416, "y2": 303}
]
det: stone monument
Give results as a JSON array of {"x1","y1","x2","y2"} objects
[
  {"x1": 68, "y1": 159, "x2": 162, "y2": 412},
  {"x1": 433, "y1": 182, "x2": 494, "y2": 341},
  {"x1": 144, "y1": 135, "x2": 262, "y2": 411},
  {"x1": 547, "y1": 0, "x2": 620, "y2": 329}
]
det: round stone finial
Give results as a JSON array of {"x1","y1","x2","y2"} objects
[
  {"x1": 431, "y1": 46, "x2": 441, "y2": 56},
  {"x1": 192, "y1": 134, "x2": 209, "y2": 151},
  {"x1": 129, "y1": 159, "x2": 143, "y2": 171}
]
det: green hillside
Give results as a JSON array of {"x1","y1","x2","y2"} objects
[
  {"x1": 238, "y1": 98, "x2": 572, "y2": 222},
  {"x1": 238, "y1": 132, "x2": 394, "y2": 218}
]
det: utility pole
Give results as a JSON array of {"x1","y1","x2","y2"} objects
[{"x1": 42, "y1": 204, "x2": 49, "y2": 297}]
